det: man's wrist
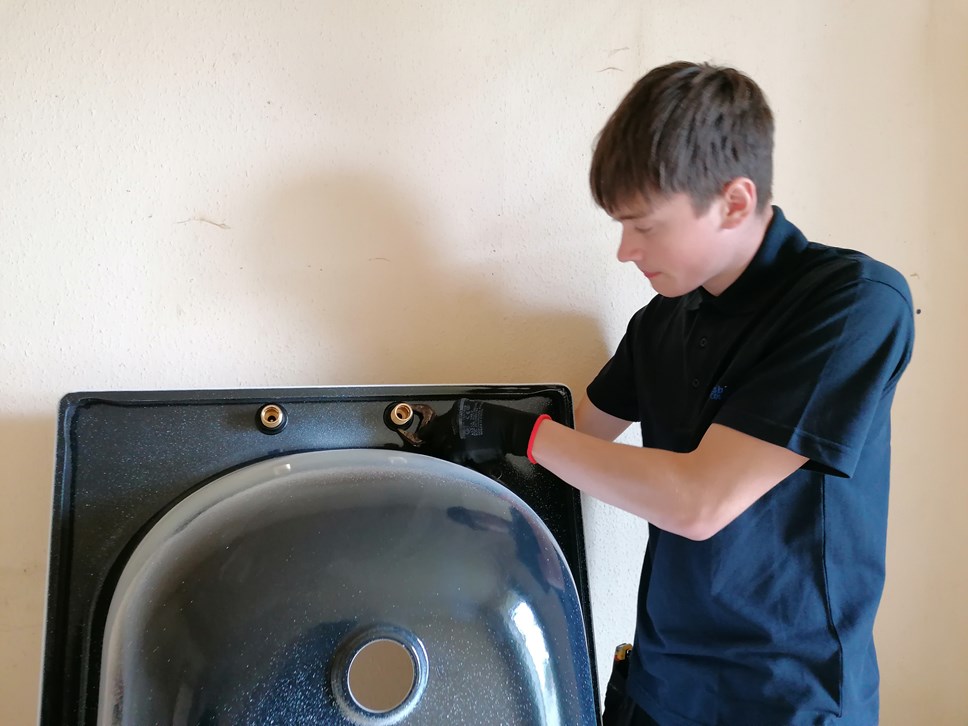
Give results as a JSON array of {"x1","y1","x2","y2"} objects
[{"x1": 527, "y1": 414, "x2": 552, "y2": 464}]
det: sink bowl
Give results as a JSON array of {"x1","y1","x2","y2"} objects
[{"x1": 99, "y1": 448, "x2": 596, "y2": 725}]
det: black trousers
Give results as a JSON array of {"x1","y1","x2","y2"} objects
[
  {"x1": 601, "y1": 648, "x2": 659, "y2": 726},
  {"x1": 602, "y1": 696, "x2": 659, "y2": 725}
]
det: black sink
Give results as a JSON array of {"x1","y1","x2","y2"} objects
[{"x1": 42, "y1": 385, "x2": 600, "y2": 725}]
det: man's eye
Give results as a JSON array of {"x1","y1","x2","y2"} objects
[{"x1": 635, "y1": 227, "x2": 652, "y2": 235}]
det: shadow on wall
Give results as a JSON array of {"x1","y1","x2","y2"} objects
[{"x1": 247, "y1": 171, "x2": 609, "y2": 393}]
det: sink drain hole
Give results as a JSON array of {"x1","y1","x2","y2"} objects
[
  {"x1": 347, "y1": 638, "x2": 415, "y2": 713},
  {"x1": 333, "y1": 627, "x2": 428, "y2": 723}
]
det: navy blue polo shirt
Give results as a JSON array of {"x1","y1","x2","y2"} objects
[{"x1": 587, "y1": 207, "x2": 914, "y2": 725}]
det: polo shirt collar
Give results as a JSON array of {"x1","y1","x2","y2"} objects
[{"x1": 683, "y1": 205, "x2": 808, "y2": 313}]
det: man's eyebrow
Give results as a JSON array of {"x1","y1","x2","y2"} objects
[{"x1": 614, "y1": 212, "x2": 652, "y2": 221}]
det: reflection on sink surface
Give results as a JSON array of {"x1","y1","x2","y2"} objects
[{"x1": 99, "y1": 449, "x2": 596, "y2": 725}]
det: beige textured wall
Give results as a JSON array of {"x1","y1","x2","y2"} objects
[
  {"x1": 875, "y1": 0, "x2": 968, "y2": 719},
  {"x1": 1, "y1": 2, "x2": 964, "y2": 723}
]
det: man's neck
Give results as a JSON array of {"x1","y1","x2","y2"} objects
[{"x1": 703, "y1": 206, "x2": 774, "y2": 296}]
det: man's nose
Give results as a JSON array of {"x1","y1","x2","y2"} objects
[{"x1": 617, "y1": 229, "x2": 641, "y2": 263}]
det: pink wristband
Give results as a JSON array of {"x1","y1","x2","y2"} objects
[{"x1": 527, "y1": 414, "x2": 552, "y2": 465}]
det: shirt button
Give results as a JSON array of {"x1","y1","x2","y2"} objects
[
  {"x1": 699, "y1": 337, "x2": 708, "y2": 348},
  {"x1": 691, "y1": 378, "x2": 700, "y2": 388}
]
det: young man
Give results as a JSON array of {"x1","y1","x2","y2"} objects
[{"x1": 420, "y1": 61, "x2": 915, "y2": 724}]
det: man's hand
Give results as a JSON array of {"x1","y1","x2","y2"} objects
[{"x1": 418, "y1": 399, "x2": 547, "y2": 465}]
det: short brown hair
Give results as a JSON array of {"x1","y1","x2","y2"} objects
[{"x1": 590, "y1": 61, "x2": 774, "y2": 214}]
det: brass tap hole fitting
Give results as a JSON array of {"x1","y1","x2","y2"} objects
[
  {"x1": 257, "y1": 404, "x2": 288, "y2": 434},
  {"x1": 388, "y1": 403, "x2": 414, "y2": 428}
]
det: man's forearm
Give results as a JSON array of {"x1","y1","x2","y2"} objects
[
  {"x1": 530, "y1": 419, "x2": 708, "y2": 539},
  {"x1": 529, "y1": 419, "x2": 808, "y2": 541}
]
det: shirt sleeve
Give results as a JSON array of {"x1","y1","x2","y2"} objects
[
  {"x1": 713, "y1": 276, "x2": 914, "y2": 478},
  {"x1": 586, "y1": 307, "x2": 646, "y2": 422}
]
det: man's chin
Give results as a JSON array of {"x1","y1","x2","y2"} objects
[{"x1": 647, "y1": 275, "x2": 684, "y2": 297}]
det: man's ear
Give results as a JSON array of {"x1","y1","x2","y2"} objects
[{"x1": 720, "y1": 178, "x2": 757, "y2": 229}]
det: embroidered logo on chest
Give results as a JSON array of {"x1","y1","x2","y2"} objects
[{"x1": 709, "y1": 385, "x2": 728, "y2": 401}]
